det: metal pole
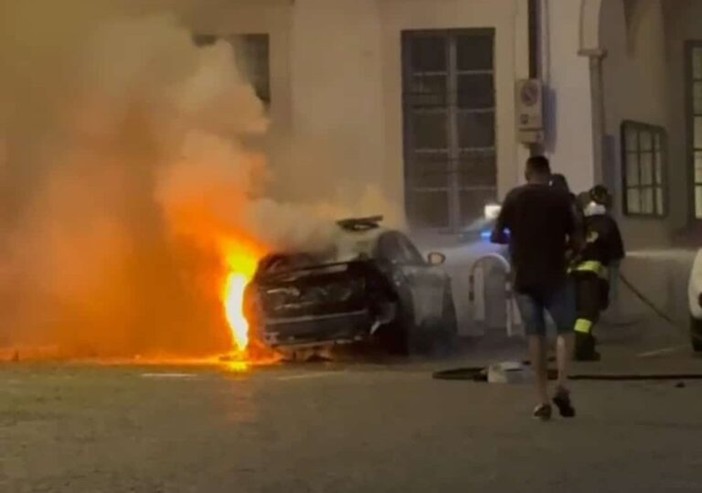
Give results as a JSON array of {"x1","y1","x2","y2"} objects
[
  {"x1": 528, "y1": 0, "x2": 544, "y2": 157},
  {"x1": 468, "y1": 253, "x2": 522, "y2": 337}
]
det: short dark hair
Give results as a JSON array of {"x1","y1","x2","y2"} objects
[{"x1": 526, "y1": 155, "x2": 551, "y2": 177}]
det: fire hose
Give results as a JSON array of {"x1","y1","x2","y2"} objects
[
  {"x1": 617, "y1": 270, "x2": 702, "y2": 345},
  {"x1": 434, "y1": 265, "x2": 702, "y2": 382},
  {"x1": 616, "y1": 271, "x2": 678, "y2": 327}
]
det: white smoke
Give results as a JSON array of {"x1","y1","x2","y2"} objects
[{"x1": 0, "y1": 1, "x2": 400, "y2": 358}]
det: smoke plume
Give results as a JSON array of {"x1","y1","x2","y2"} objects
[{"x1": 0, "y1": 0, "x2": 399, "y2": 359}]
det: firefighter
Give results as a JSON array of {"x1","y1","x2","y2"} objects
[
  {"x1": 592, "y1": 185, "x2": 623, "y2": 308},
  {"x1": 571, "y1": 186, "x2": 625, "y2": 361}
]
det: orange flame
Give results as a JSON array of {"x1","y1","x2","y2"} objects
[{"x1": 220, "y1": 242, "x2": 261, "y2": 353}]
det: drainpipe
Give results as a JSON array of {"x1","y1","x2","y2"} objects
[
  {"x1": 528, "y1": 0, "x2": 543, "y2": 157},
  {"x1": 579, "y1": 47, "x2": 608, "y2": 186},
  {"x1": 528, "y1": 0, "x2": 539, "y2": 79}
]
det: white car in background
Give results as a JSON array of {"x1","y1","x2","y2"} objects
[{"x1": 687, "y1": 249, "x2": 702, "y2": 352}]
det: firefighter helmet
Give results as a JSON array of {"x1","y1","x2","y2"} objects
[
  {"x1": 576, "y1": 191, "x2": 591, "y2": 211},
  {"x1": 589, "y1": 185, "x2": 612, "y2": 208}
]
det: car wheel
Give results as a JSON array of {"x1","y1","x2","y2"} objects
[
  {"x1": 408, "y1": 288, "x2": 458, "y2": 357},
  {"x1": 375, "y1": 301, "x2": 411, "y2": 355},
  {"x1": 691, "y1": 316, "x2": 702, "y2": 353}
]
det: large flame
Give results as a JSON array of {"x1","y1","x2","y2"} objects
[{"x1": 221, "y1": 241, "x2": 261, "y2": 353}]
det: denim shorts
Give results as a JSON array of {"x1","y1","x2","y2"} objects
[{"x1": 514, "y1": 280, "x2": 576, "y2": 336}]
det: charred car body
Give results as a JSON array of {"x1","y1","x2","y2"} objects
[{"x1": 244, "y1": 217, "x2": 457, "y2": 355}]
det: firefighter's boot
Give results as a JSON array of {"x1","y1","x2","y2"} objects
[{"x1": 574, "y1": 332, "x2": 600, "y2": 362}]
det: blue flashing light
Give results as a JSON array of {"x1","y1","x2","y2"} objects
[{"x1": 481, "y1": 229, "x2": 511, "y2": 243}]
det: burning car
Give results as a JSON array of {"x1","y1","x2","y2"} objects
[{"x1": 243, "y1": 216, "x2": 457, "y2": 355}]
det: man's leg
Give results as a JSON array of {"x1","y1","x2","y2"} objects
[
  {"x1": 528, "y1": 334, "x2": 549, "y2": 406},
  {"x1": 555, "y1": 331, "x2": 574, "y2": 390},
  {"x1": 515, "y1": 293, "x2": 549, "y2": 418},
  {"x1": 547, "y1": 280, "x2": 577, "y2": 417}
]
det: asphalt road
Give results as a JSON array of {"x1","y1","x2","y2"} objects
[{"x1": 2, "y1": 355, "x2": 702, "y2": 493}]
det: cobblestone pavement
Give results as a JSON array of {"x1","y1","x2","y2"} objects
[{"x1": 1, "y1": 351, "x2": 702, "y2": 493}]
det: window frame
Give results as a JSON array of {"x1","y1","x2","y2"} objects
[
  {"x1": 401, "y1": 28, "x2": 496, "y2": 233},
  {"x1": 230, "y1": 33, "x2": 271, "y2": 107},
  {"x1": 686, "y1": 40, "x2": 702, "y2": 222},
  {"x1": 192, "y1": 32, "x2": 271, "y2": 108},
  {"x1": 395, "y1": 233, "x2": 427, "y2": 266},
  {"x1": 619, "y1": 120, "x2": 668, "y2": 218}
]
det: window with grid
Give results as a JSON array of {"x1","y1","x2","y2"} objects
[
  {"x1": 230, "y1": 34, "x2": 271, "y2": 106},
  {"x1": 689, "y1": 44, "x2": 702, "y2": 219},
  {"x1": 401, "y1": 29, "x2": 496, "y2": 231},
  {"x1": 621, "y1": 121, "x2": 666, "y2": 217},
  {"x1": 192, "y1": 33, "x2": 271, "y2": 106}
]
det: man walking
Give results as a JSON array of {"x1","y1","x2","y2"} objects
[{"x1": 491, "y1": 156, "x2": 581, "y2": 420}]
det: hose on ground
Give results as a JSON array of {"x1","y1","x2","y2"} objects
[
  {"x1": 432, "y1": 366, "x2": 702, "y2": 381},
  {"x1": 617, "y1": 272, "x2": 679, "y2": 327},
  {"x1": 432, "y1": 267, "x2": 699, "y2": 382},
  {"x1": 617, "y1": 271, "x2": 700, "y2": 344}
]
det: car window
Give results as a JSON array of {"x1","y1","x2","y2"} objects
[
  {"x1": 375, "y1": 233, "x2": 401, "y2": 264},
  {"x1": 396, "y1": 234, "x2": 425, "y2": 265},
  {"x1": 376, "y1": 232, "x2": 424, "y2": 265}
]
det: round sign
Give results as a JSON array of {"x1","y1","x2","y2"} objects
[{"x1": 520, "y1": 82, "x2": 539, "y2": 106}]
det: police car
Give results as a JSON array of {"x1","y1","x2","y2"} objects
[{"x1": 687, "y1": 249, "x2": 702, "y2": 352}]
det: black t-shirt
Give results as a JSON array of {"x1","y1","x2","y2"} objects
[{"x1": 494, "y1": 184, "x2": 577, "y2": 296}]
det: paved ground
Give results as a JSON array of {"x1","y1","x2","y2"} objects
[
  {"x1": 2, "y1": 332, "x2": 702, "y2": 493},
  {"x1": 0, "y1": 235, "x2": 696, "y2": 492}
]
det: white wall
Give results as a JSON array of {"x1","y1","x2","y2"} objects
[
  {"x1": 665, "y1": 0, "x2": 702, "y2": 234},
  {"x1": 284, "y1": 0, "x2": 387, "y2": 206},
  {"x1": 599, "y1": 0, "x2": 671, "y2": 248},
  {"x1": 187, "y1": 0, "x2": 295, "y2": 198},
  {"x1": 597, "y1": 0, "x2": 702, "y2": 248},
  {"x1": 287, "y1": 0, "x2": 532, "y2": 212},
  {"x1": 378, "y1": 0, "x2": 531, "y2": 206},
  {"x1": 540, "y1": 0, "x2": 596, "y2": 193},
  {"x1": 192, "y1": 0, "x2": 531, "y2": 218}
]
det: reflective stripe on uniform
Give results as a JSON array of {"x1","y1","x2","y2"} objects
[
  {"x1": 574, "y1": 318, "x2": 593, "y2": 334},
  {"x1": 569, "y1": 260, "x2": 608, "y2": 279}
]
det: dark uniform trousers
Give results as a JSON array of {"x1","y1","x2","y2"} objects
[{"x1": 571, "y1": 261, "x2": 609, "y2": 360}]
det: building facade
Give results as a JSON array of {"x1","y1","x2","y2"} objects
[
  {"x1": 596, "y1": 0, "x2": 702, "y2": 248},
  {"x1": 190, "y1": 0, "x2": 702, "y2": 248}
]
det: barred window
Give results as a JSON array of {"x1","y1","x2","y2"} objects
[
  {"x1": 688, "y1": 43, "x2": 702, "y2": 219},
  {"x1": 192, "y1": 33, "x2": 270, "y2": 107},
  {"x1": 230, "y1": 34, "x2": 270, "y2": 106},
  {"x1": 621, "y1": 121, "x2": 666, "y2": 217},
  {"x1": 402, "y1": 29, "x2": 496, "y2": 231}
]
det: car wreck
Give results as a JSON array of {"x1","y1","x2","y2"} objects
[{"x1": 244, "y1": 216, "x2": 457, "y2": 356}]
